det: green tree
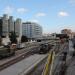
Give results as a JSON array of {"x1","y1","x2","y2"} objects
[
  {"x1": 21, "y1": 35, "x2": 28, "y2": 43},
  {"x1": 0, "y1": 36, "x2": 2, "y2": 46},
  {"x1": 9, "y1": 31, "x2": 17, "y2": 44}
]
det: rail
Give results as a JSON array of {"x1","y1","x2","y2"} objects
[{"x1": 0, "y1": 46, "x2": 38, "y2": 71}]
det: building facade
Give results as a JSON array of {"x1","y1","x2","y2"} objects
[
  {"x1": 2, "y1": 14, "x2": 9, "y2": 36},
  {"x1": 15, "y1": 18, "x2": 22, "y2": 37},
  {"x1": 61, "y1": 29, "x2": 72, "y2": 39},
  {"x1": 8, "y1": 16, "x2": 14, "y2": 33},
  {"x1": 0, "y1": 18, "x2": 3, "y2": 36},
  {"x1": 22, "y1": 22, "x2": 42, "y2": 38}
]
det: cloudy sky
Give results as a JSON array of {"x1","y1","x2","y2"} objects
[{"x1": 0, "y1": 0, "x2": 75, "y2": 33}]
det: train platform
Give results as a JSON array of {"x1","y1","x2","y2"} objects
[{"x1": 65, "y1": 40, "x2": 75, "y2": 75}]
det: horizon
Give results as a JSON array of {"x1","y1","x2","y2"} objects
[{"x1": 0, "y1": 0, "x2": 75, "y2": 33}]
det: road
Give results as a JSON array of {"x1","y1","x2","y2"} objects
[
  {"x1": 27, "y1": 57, "x2": 47, "y2": 75},
  {"x1": 0, "y1": 54, "x2": 47, "y2": 75}
]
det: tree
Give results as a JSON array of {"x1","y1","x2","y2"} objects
[
  {"x1": 21, "y1": 35, "x2": 28, "y2": 43},
  {"x1": 0, "y1": 36, "x2": 2, "y2": 46},
  {"x1": 9, "y1": 31, "x2": 17, "y2": 44}
]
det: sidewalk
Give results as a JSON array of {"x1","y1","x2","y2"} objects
[{"x1": 65, "y1": 40, "x2": 75, "y2": 75}]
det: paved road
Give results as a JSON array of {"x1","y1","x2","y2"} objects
[
  {"x1": 0, "y1": 54, "x2": 47, "y2": 75},
  {"x1": 29, "y1": 58, "x2": 46, "y2": 75}
]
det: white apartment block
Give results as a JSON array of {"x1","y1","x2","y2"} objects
[
  {"x1": 22, "y1": 22, "x2": 42, "y2": 38},
  {"x1": 15, "y1": 18, "x2": 22, "y2": 37}
]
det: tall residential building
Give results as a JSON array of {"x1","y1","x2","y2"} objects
[
  {"x1": 15, "y1": 18, "x2": 22, "y2": 37},
  {"x1": 22, "y1": 22, "x2": 42, "y2": 38},
  {"x1": 0, "y1": 17, "x2": 3, "y2": 36},
  {"x1": 2, "y1": 14, "x2": 8, "y2": 36},
  {"x1": 8, "y1": 16, "x2": 14, "y2": 33}
]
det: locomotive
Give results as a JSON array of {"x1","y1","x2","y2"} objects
[
  {"x1": 39, "y1": 43, "x2": 54, "y2": 54},
  {"x1": 0, "y1": 44, "x2": 16, "y2": 59}
]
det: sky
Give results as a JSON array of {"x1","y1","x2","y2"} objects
[{"x1": 0, "y1": 0, "x2": 75, "y2": 34}]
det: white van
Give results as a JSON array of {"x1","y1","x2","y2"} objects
[{"x1": 17, "y1": 43, "x2": 25, "y2": 49}]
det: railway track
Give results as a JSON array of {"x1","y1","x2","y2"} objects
[
  {"x1": 0, "y1": 46, "x2": 39, "y2": 71},
  {"x1": 0, "y1": 40, "x2": 57, "y2": 71},
  {"x1": 0, "y1": 54, "x2": 48, "y2": 75}
]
